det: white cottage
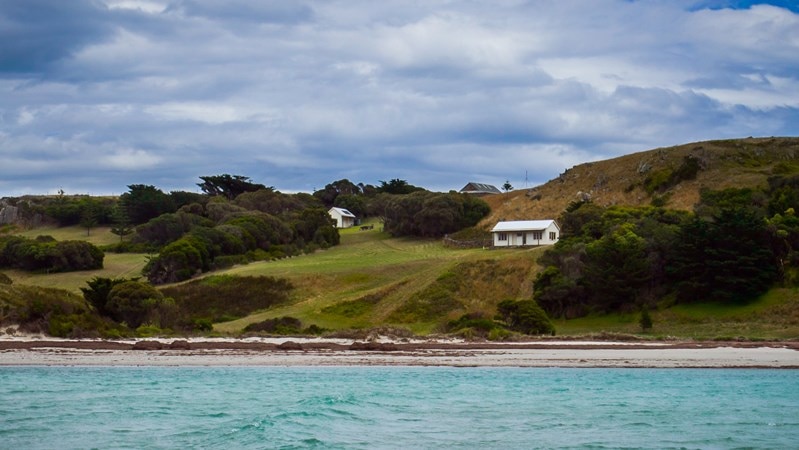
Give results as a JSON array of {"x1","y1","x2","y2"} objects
[
  {"x1": 491, "y1": 220, "x2": 560, "y2": 247},
  {"x1": 328, "y1": 207, "x2": 357, "y2": 228}
]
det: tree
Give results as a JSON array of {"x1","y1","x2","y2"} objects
[
  {"x1": 293, "y1": 208, "x2": 339, "y2": 248},
  {"x1": 669, "y1": 206, "x2": 778, "y2": 303},
  {"x1": 533, "y1": 265, "x2": 585, "y2": 319},
  {"x1": 110, "y1": 205, "x2": 134, "y2": 242},
  {"x1": 197, "y1": 174, "x2": 268, "y2": 200},
  {"x1": 334, "y1": 194, "x2": 366, "y2": 218},
  {"x1": 582, "y1": 225, "x2": 650, "y2": 311},
  {"x1": 120, "y1": 185, "x2": 176, "y2": 225},
  {"x1": 313, "y1": 179, "x2": 361, "y2": 206},
  {"x1": 79, "y1": 205, "x2": 99, "y2": 236},
  {"x1": 81, "y1": 276, "x2": 132, "y2": 316},
  {"x1": 502, "y1": 180, "x2": 513, "y2": 196},
  {"x1": 378, "y1": 178, "x2": 422, "y2": 195}
]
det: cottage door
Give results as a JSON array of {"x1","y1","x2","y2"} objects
[{"x1": 522, "y1": 233, "x2": 527, "y2": 245}]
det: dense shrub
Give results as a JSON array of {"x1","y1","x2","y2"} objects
[
  {"x1": 223, "y1": 213, "x2": 293, "y2": 250},
  {"x1": 446, "y1": 312, "x2": 501, "y2": 338},
  {"x1": 50, "y1": 240, "x2": 105, "y2": 271},
  {"x1": 496, "y1": 299, "x2": 555, "y2": 335},
  {"x1": 0, "y1": 236, "x2": 103, "y2": 272},
  {"x1": 381, "y1": 191, "x2": 490, "y2": 237},
  {"x1": 81, "y1": 276, "x2": 136, "y2": 316},
  {"x1": 105, "y1": 280, "x2": 174, "y2": 328},
  {"x1": 293, "y1": 208, "x2": 339, "y2": 248},
  {"x1": 1, "y1": 283, "x2": 122, "y2": 338},
  {"x1": 143, "y1": 236, "x2": 209, "y2": 284},
  {"x1": 134, "y1": 212, "x2": 210, "y2": 246}
]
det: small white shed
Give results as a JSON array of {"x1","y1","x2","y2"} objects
[
  {"x1": 491, "y1": 220, "x2": 560, "y2": 247},
  {"x1": 328, "y1": 207, "x2": 357, "y2": 228}
]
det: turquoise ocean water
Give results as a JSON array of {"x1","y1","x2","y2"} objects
[{"x1": 1, "y1": 367, "x2": 798, "y2": 449}]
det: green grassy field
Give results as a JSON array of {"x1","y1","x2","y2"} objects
[
  {"x1": 5, "y1": 223, "x2": 799, "y2": 339},
  {"x1": 5, "y1": 225, "x2": 149, "y2": 293},
  {"x1": 213, "y1": 225, "x2": 539, "y2": 333},
  {"x1": 554, "y1": 288, "x2": 799, "y2": 340},
  {"x1": 16, "y1": 225, "x2": 123, "y2": 247}
]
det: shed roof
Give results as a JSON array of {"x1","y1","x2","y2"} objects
[
  {"x1": 329, "y1": 207, "x2": 356, "y2": 218},
  {"x1": 491, "y1": 220, "x2": 558, "y2": 232},
  {"x1": 460, "y1": 182, "x2": 501, "y2": 194}
]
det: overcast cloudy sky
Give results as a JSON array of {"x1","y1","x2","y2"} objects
[{"x1": 1, "y1": 0, "x2": 798, "y2": 196}]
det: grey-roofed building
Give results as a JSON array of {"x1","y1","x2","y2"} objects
[{"x1": 459, "y1": 182, "x2": 502, "y2": 196}]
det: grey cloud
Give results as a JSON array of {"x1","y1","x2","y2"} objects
[
  {"x1": 1, "y1": 1, "x2": 798, "y2": 196},
  {"x1": 0, "y1": 0, "x2": 115, "y2": 74},
  {"x1": 165, "y1": 0, "x2": 313, "y2": 24}
]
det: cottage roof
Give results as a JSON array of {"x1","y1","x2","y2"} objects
[
  {"x1": 491, "y1": 220, "x2": 558, "y2": 232},
  {"x1": 329, "y1": 207, "x2": 356, "y2": 218},
  {"x1": 460, "y1": 182, "x2": 501, "y2": 195}
]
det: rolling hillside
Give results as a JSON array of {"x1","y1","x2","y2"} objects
[
  {"x1": 4, "y1": 137, "x2": 799, "y2": 339},
  {"x1": 480, "y1": 137, "x2": 799, "y2": 226}
]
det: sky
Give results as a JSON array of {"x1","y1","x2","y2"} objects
[{"x1": 1, "y1": 0, "x2": 798, "y2": 196}]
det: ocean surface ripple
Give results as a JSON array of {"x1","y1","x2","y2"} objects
[{"x1": 1, "y1": 367, "x2": 797, "y2": 449}]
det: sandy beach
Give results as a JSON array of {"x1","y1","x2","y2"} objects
[{"x1": 2, "y1": 336, "x2": 798, "y2": 368}]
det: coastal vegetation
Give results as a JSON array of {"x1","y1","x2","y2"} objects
[{"x1": 2, "y1": 138, "x2": 799, "y2": 340}]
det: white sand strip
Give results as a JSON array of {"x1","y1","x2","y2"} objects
[{"x1": 2, "y1": 346, "x2": 798, "y2": 368}]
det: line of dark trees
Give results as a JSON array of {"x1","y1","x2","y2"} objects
[
  {"x1": 312, "y1": 178, "x2": 490, "y2": 237},
  {"x1": 534, "y1": 175, "x2": 799, "y2": 319}
]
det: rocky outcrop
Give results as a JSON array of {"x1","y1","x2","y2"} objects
[{"x1": 0, "y1": 203, "x2": 19, "y2": 225}]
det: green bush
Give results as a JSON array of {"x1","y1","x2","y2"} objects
[
  {"x1": 496, "y1": 299, "x2": 555, "y2": 335},
  {"x1": 487, "y1": 327, "x2": 512, "y2": 341},
  {"x1": 193, "y1": 318, "x2": 213, "y2": 332},
  {"x1": 81, "y1": 276, "x2": 133, "y2": 316},
  {"x1": 106, "y1": 281, "x2": 165, "y2": 328},
  {"x1": 143, "y1": 236, "x2": 208, "y2": 284},
  {"x1": 0, "y1": 236, "x2": 103, "y2": 272},
  {"x1": 446, "y1": 312, "x2": 500, "y2": 338}
]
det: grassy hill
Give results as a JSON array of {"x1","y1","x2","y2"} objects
[
  {"x1": 3, "y1": 137, "x2": 799, "y2": 339},
  {"x1": 206, "y1": 222, "x2": 799, "y2": 340},
  {"x1": 213, "y1": 225, "x2": 544, "y2": 334},
  {"x1": 480, "y1": 137, "x2": 799, "y2": 226}
]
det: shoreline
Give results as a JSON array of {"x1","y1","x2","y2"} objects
[{"x1": 2, "y1": 337, "x2": 798, "y2": 368}]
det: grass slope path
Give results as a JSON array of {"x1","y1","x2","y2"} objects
[{"x1": 214, "y1": 227, "x2": 543, "y2": 334}]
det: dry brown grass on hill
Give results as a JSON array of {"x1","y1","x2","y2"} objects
[{"x1": 480, "y1": 137, "x2": 799, "y2": 228}]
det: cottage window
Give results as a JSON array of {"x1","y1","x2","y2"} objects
[
  {"x1": 549, "y1": 232, "x2": 557, "y2": 240},
  {"x1": 498, "y1": 232, "x2": 507, "y2": 241},
  {"x1": 532, "y1": 231, "x2": 543, "y2": 240}
]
